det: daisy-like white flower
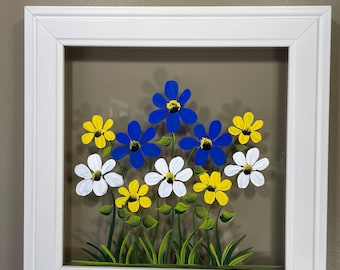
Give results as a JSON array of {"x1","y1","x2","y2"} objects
[
  {"x1": 193, "y1": 171, "x2": 232, "y2": 206},
  {"x1": 75, "y1": 153, "x2": 124, "y2": 196},
  {"x1": 224, "y1": 147, "x2": 269, "y2": 189},
  {"x1": 81, "y1": 115, "x2": 116, "y2": 149},
  {"x1": 115, "y1": 179, "x2": 152, "y2": 213},
  {"x1": 228, "y1": 112, "x2": 263, "y2": 145},
  {"x1": 144, "y1": 156, "x2": 193, "y2": 198}
]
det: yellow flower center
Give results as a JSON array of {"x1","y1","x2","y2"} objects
[
  {"x1": 130, "y1": 140, "x2": 141, "y2": 152},
  {"x1": 200, "y1": 137, "x2": 212, "y2": 150},
  {"x1": 243, "y1": 164, "x2": 253, "y2": 175},
  {"x1": 92, "y1": 170, "x2": 102, "y2": 181},
  {"x1": 166, "y1": 100, "x2": 181, "y2": 113},
  {"x1": 166, "y1": 172, "x2": 175, "y2": 184}
]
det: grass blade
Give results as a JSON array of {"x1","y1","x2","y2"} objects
[
  {"x1": 81, "y1": 248, "x2": 102, "y2": 262},
  {"x1": 101, "y1": 244, "x2": 116, "y2": 263},
  {"x1": 138, "y1": 237, "x2": 154, "y2": 264},
  {"x1": 158, "y1": 229, "x2": 173, "y2": 264},
  {"x1": 119, "y1": 231, "x2": 131, "y2": 263},
  {"x1": 209, "y1": 243, "x2": 221, "y2": 266},
  {"x1": 179, "y1": 229, "x2": 197, "y2": 264},
  {"x1": 188, "y1": 238, "x2": 204, "y2": 265},
  {"x1": 229, "y1": 251, "x2": 253, "y2": 266}
]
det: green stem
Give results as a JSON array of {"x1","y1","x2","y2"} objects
[
  {"x1": 151, "y1": 196, "x2": 160, "y2": 245},
  {"x1": 177, "y1": 213, "x2": 183, "y2": 246},
  {"x1": 107, "y1": 191, "x2": 116, "y2": 251},
  {"x1": 171, "y1": 133, "x2": 176, "y2": 158},
  {"x1": 187, "y1": 148, "x2": 197, "y2": 167},
  {"x1": 116, "y1": 160, "x2": 125, "y2": 179},
  {"x1": 215, "y1": 207, "x2": 223, "y2": 258}
]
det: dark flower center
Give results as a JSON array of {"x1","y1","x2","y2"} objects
[
  {"x1": 166, "y1": 172, "x2": 175, "y2": 184},
  {"x1": 242, "y1": 129, "x2": 251, "y2": 136},
  {"x1": 200, "y1": 137, "x2": 212, "y2": 150},
  {"x1": 207, "y1": 185, "x2": 216, "y2": 192},
  {"x1": 130, "y1": 140, "x2": 140, "y2": 152},
  {"x1": 92, "y1": 170, "x2": 102, "y2": 181},
  {"x1": 243, "y1": 164, "x2": 253, "y2": 175},
  {"x1": 166, "y1": 100, "x2": 181, "y2": 113},
  {"x1": 128, "y1": 196, "x2": 137, "y2": 202},
  {"x1": 94, "y1": 131, "x2": 102, "y2": 137}
]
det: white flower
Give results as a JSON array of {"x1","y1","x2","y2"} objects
[
  {"x1": 75, "y1": 153, "x2": 124, "y2": 196},
  {"x1": 144, "y1": 156, "x2": 193, "y2": 198},
  {"x1": 224, "y1": 147, "x2": 269, "y2": 189}
]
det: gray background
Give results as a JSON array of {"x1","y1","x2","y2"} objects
[{"x1": 1, "y1": 0, "x2": 339, "y2": 269}]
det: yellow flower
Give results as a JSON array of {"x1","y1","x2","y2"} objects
[
  {"x1": 228, "y1": 112, "x2": 263, "y2": 145},
  {"x1": 81, "y1": 115, "x2": 116, "y2": 149},
  {"x1": 115, "y1": 179, "x2": 152, "y2": 213},
  {"x1": 193, "y1": 171, "x2": 232, "y2": 206}
]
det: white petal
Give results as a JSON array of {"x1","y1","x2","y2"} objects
[
  {"x1": 154, "y1": 158, "x2": 169, "y2": 176},
  {"x1": 175, "y1": 168, "x2": 193, "y2": 182},
  {"x1": 144, "y1": 172, "x2": 164, "y2": 185},
  {"x1": 173, "y1": 181, "x2": 187, "y2": 197},
  {"x1": 93, "y1": 179, "x2": 108, "y2": 196},
  {"x1": 74, "y1": 164, "x2": 92, "y2": 179},
  {"x1": 158, "y1": 180, "x2": 173, "y2": 198},
  {"x1": 253, "y1": 158, "x2": 269, "y2": 171},
  {"x1": 250, "y1": 171, "x2": 265, "y2": 187},
  {"x1": 233, "y1": 151, "x2": 246, "y2": 166},
  {"x1": 87, "y1": 153, "x2": 102, "y2": 171},
  {"x1": 224, "y1": 165, "x2": 242, "y2": 176},
  {"x1": 104, "y1": 172, "x2": 124, "y2": 187},
  {"x1": 76, "y1": 179, "x2": 93, "y2": 196},
  {"x1": 237, "y1": 172, "x2": 250, "y2": 189},
  {"x1": 102, "y1": 159, "x2": 116, "y2": 174},
  {"x1": 169, "y1": 156, "x2": 184, "y2": 175},
  {"x1": 246, "y1": 147, "x2": 259, "y2": 165}
]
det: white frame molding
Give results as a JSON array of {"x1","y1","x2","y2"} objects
[{"x1": 24, "y1": 6, "x2": 331, "y2": 270}]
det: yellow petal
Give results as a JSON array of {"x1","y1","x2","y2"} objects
[
  {"x1": 95, "y1": 135, "x2": 106, "y2": 149},
  {"x1": 138, "y1": 184, "x2": 149, "y2": 196},
  {"x1": 238, "y1": 133, "x2": 249, "y2": 145},
  {"x1": 199, "y1": 173, "x2": 210, "y2": 185},
  {"x1": 217, "y1": 179, "x2": 232, "y2": 191},
  {"x1": 216, "y1": 191, "x2": 229, "y2": 206},
  {"x1": 103, "y1": 119, "x2": 114, "y2": 131},
  {"x1": 228, "y1": 126, "x2": 241, "y2": 136},
  {"x1": 140, "y1": 196, "x2": 152, "y2": 209},
  {"x1": 243, "y1": 112, "x2": 254, "y2": 127},
  {"x1": 210, "y1": 171, "x2": 221, "y2": 186},
  {"x1": 104, "y1": 131, "x2": 115, "y2": 141},
  {"x1": 92, "y1": 115, "x2": 103, "y2": 130},
  {"x1": 204, "y1": 190, "x2": 215, "y2": 205},
  {"x1": 115, "y1": 197, "x2": 128, "y2": 208},
  {"x1": 251, "y1": 120, "x2": 264, "y2": 131},
  {"x1": 128, "y1": 201, "x2": 140, "y2": 213},
  {"x1": 81, "y1": 133, "x2": 94, "y2": 144},
  {"x1": 83, "y1": 121, "x2": 96, "y2": 132},
  {"x1": 250, "y1": 131, "x2": 262, "y2": 143},
  {"x1": 118, "y1": 186, "x2": 130, "y2": 197},
  {"x1": 129, "y1": 179, "x2": 139, "y2": 195},
  {"x1": 232, "y1": 116, "x2": 244, "y2": 130},
  {"x1": 193, "y1": 182, "x2": 206, "y2": 192}
]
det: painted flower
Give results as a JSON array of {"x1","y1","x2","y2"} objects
[
  {"x1": 115, "y1": 179, "x2": 152, "y2": 213},
  {"x1": 193, "y1": 171, "x2": 232, "y2": 206},
  {"x1": 179, "y1": 120, "x2": 232, "y2": 166},
  {"x1": 228, "y1": 112, "x2": 263, "y2": 145},
  {"x1": 75, "y1": 153, "x2": 124, "y2": 196},
  {"x1": 81, "y1": 115, "x2": 116, "y2": 149},
  {"x1": 224, "y1": 147, "x2": 269, "y2": 189},
  {"x1": 111, "y1": 120, "x2": 161, "y2": 169},
  {"x1": 144, "y1": 156, "x2": 193, "y2": 198},
  {"x1": 148, "y1": 80, "x2": 197, "y2": 132}
]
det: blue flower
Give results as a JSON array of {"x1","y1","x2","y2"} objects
[
  {"x1": 179, "y1": 120, "x2": 232, "y2": 166},
  {"x1": 149, "y1": 80, "x2": 198, "y2": 132},
  {"x1": 111, "y1": 121, "x2": 161, "y2": 169}
]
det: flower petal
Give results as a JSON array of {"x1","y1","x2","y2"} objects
[
  {"x1": 140, "y1": 127, "x2": 156, "y2": 143},
  {"x1": 76, "y1": 179, "x2": 93, "y2": 196},
  {"x1": 140, "y1": 196, "x2": 152, "y2": 209},
  {"x1": 128, "y1": 201, "x2": 140, "y2": 213},
  {"x1": 208, "y1": 120, "x2": 222, "y2": 140},
  {"x1": 232, "y1": 116, "x2": 244, "y2": 130},
  {"x1": 178, "y1": 108, "x2": 197, "y2": 124},
  {"x1": 233, "y1": 152, "x2": 246, "y2": 166},
  {"x1": 83, "y1": 121, "x2": 96, "y2": 132},
  {"x1": 128, "y1": 121, "x2": 141, "y2": 140},
  {"x1": 246, "y1": 147, "x2": 260, "y2": 165},
  {"x1": 104, "y1": 131, "x2": 115, "y2": 141},
  {"x1": 194, "y1": 124, "x2": 206, "y2": 139},
  {"x1": 102, "y1": 159, "x2": 116, "y2": 174},
  {"x1": 199, "y1": 173, "x2": 210, "y2": 185},
  {"x1": 74, "y1": 164, "x2": 92, "y2": 179},
  {"x1": 111, "y1": 146, "x2": 130, "y2": 160},
  {"x1": 149, "y1": 109, "x2": 168, "y2": 124},
  {"x1": 81, "y1": 133, "x2": 94, "y2": 144},
  {"x1": 93, "y1": 179, "x2": 108, "y2": 196},
  {"x1": 92, "y1": 115, "x2": 103, "y2": 130},
  {"x1": 118, "y1": 186, "x2": 130, "y2": 197},
  {"x1": 175, "y1": 168, "x2": 193, "y2": 182},
  {"x1": 238, "y1": 133, "x2": 250, "y2": 145},
  {"x1": 116, "y1": 132, "x2": 130, "y2": 144},
  {"x1": 194, "y1": 148, "x2": 209, "y2": 166},
  {"x1": 167, "y1": 113, "x2": 180, "y2": 132},
  {"x1": 237, "y1": 172, "x2": 250, "y2": 189},
  {"x1": 217, "y1": 179, "x2": 232, "y2": 191},
  {"x1": 224, "y1": 165, "x2": 242, "y2": 176},
  {"x1": 154, "y1": 158, "x2": 169, "y2": 176},
  {"x1": 178, "y1": 88, "x2": 191, "y2": 105},
  {"x1": 141, "y1": 143, "x2": 161, "y2": 157},
  {"x1": 104, "y1": 172, "x2": 124, "y2": 187},
  {"x1": 87, "y1": 153, "x2": 102, "y2": 171},
  {"x1": 228, "y1": 126, "x2": 241, "y2": 136},
  {"x1": 138, "y1": 184, "x2": 149, "y2": 196},
  {"x1": 193, "y1": 182, "x2": 206, "y2": 192},
  {"x1": 173, "y1": 181, "x2": 187, "y2": 197},
  {"x1": 210, "y1": 171, "x2": 221, "y2": 187},
  {"x1": 103, "y1": 119, "x2": 114, "y2": 131},
  {"x1": 94, "y1": 135, "x2": 106, "y2": 149},
  {"x1": 179, "y1": 137, "x2": 199, "y2": 150},
  {"x1": 130, "y1": 150, "x2": 144, "y2": 169},
  {"x1": 152, "y1": 93, "x2": 167, "y2": 107},
  {"x1": 204, "y1": 190, "x2": 215, "y2": 204},
  {"x1": 169, "y1": 156, "x2": 184, "y2": 175},
  {"x1": 158, "y1": 180, "x2": 173, "y2": 198},
  {"x1": 115, "y1": 197, "x2": 128, "y2": 208},
  {"x1": 144, "y1": 172, "x2": 164, "y2": 185},
  {"x1": 253, "y1": 158, "x2": 269, "y2": 171},
  {"x1": 216, "y1": 191, "x2": 228, "y2": 206},
  {"x1": 210, "y1": 147, "x2": 226, "y2": 166},
  {"x1": 214, "y1": 133, "x2": 232, "y2": 147},
  {"x1": 165, "y1": 80, "x2": 178, "y2": 100},
  {"x1": 250, "y1": 131, "x2": 262, "y2": 143},
  {"x1": 129, "y1": 179, "x2": 139, "y2": 194},
  {"x1": 243, "y1": 112, "x2": 254, "y2": 127},
  {"x1": 251, "y1": 120, "x2": 264, "y2": 131},
  {"x1": 250, "y1": 171, "x2": 265, "y2": 187}
]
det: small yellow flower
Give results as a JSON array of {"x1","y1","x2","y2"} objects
[
  {"x1": 115, "y1": 179, "x2": 152, "y2": 213},
  {"x1": 193, "y1": 171, "x2": 232, "y2": 206},
  {"x1": 81, "y1": 115, "x2": 116, "y2": 149},
  {"x1": 228, "y1": 112, "x2": 263, "y2": 145}
]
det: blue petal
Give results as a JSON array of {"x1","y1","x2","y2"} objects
[
  {"x1": 130, "y1": 150, "x2": 144, "y2": 169},
  {"x1": 179, "y1": 137, "x2": 199, "y2": 150},
  {"x1": 111, "y1": 146, "x2": 130, "y2": 160},
  {"x1": 178, "y1": 108, "x2": 197, "y2": 124},
  {"x1": 214, "y1": 133, "x2": 232, "y2": 147},
  {"x1": 210, "y1": 147, "x2": 226, "y2": 166},
  {"x1": 140, "y1": 127, "x2": 156, "y2": 143},
  {"x1": 116, "y1": 132, "x2": 130, "y2": 144},
  {"x1": 165, "y1": 80, "x2": 178, "y2": 100},
  {"x1": 149, "y1": 109, "x2": 168, "y2": 124},
  {"x1": 152, "y1": 93, "x2": 167, "y2": 108},
  {"x1": 141, "y1": 143, "x2": 161, "y2": 157},
  {"x1": 167, "y1": 113, "x2": 180, "y2": 132},
  {"x1": 209, "y1": 120, "x2": 222, "y2": 140},
  {"x1": 194, "y1": 124, "x2": 206, "y2": 139},
  {"x1": 178, "y1": 89, "x2": 191, "y2": 105},
  {"x1": 194, "y1": 148, "x2": 209, "y2": 166},
  {"x1": 128, "y1": 120, "x2": 141, "y2": 140}
]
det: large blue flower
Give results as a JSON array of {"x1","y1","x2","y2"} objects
[
  {"x1": 179, "y1": 120, "x2": 232, "y2": 166},
  {"x1": 111, "y1": 121, "x2": 161, "y2": 169},
  {"x1": 149, "y1": 80, "x2": 197, "y2": 132}
]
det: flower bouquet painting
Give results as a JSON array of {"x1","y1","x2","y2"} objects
[{"x1": 71, "y1": 80, "x2": 279, "y2": 269}]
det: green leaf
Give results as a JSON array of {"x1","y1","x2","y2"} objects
[
  {"x1": 195, "y1": 206, "x2": 210, "y2": 219},
  {"x1": 125, "y1": 215, "x2": 141, "y2": 227},
  {"x1": 209, "y1": 243, "x2": 221, "y2": 266},
  {"x1": 101, "y1": 244, "x2": 116, "y2": 263},
  {"x1": 98, "y1": 205, "x2": 113, "y2": 216},
  {"x1": 157, "y1": 203, "x2": 172, "y2": 215},
  {"x1": 228, "y1": 251, "x2": 253, "y2": 266},
  {"x1": 199, "y1": 218, "x2": 215, "y2": 230},
  {"x1": 187, "y1": 237, "x2": 204, "y2": 265},
  {"x1": 220, "y1": 211, "x2": 235, "y2": 223},
  {"x1": 233, "y1": 143, "x2": 249, "y2": 153},
  {"x1": 182, "y1": 192, "x2": 197, "y2": 203},
  {"x1": 158, "y1": 229, "x2": 173, "y2": 264},
  {"x1": 175, "y1": 202, "x2": 190, "y2": 214},
  {"x1": 193, "y1": 166, "x2": 207, "y2": 175},
  {"x1": 118, "y1": 208, "x2": 131, "y2": 219},
  {"x1": 102, "y1": 145, "x2": 112, "y2": 158},
  {"x1": 142, "y1": 215, "x2": 159, "y2": 229},
  {"x1": 156, "y1": 136, "x2": 172, "y2": 146}
]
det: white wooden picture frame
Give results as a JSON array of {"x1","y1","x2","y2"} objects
[{"x1": 24, "y1": 6, "x2": 331, "y2": 270}]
